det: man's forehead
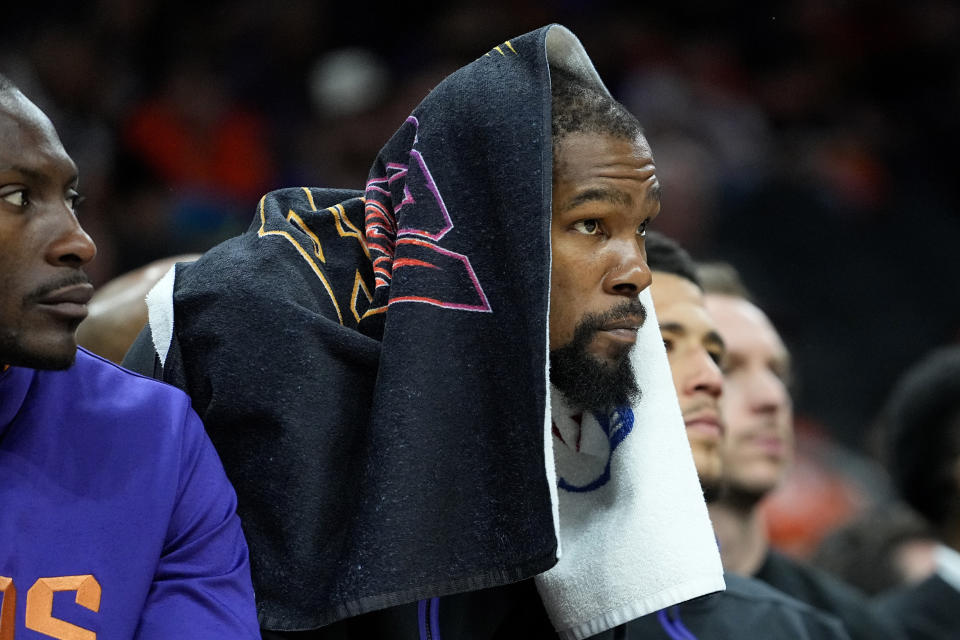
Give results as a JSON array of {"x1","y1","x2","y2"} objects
[
  {"x1": 554, "y1": 131, "x2": 653, "y2": 166},
  {"x1": 705, "y1": 294, "x2": 787, "y2": 354},
  {"x1": 652, "y1": 272, "x2": 722, "y2": 329},
  {"x1": 552, "y1": 131, "x2": 659, "y2": 214},
  {"x1": 0, "y1": 92, "x2": 74, "y2": 177},
  {"x1": 651, "y1": 272, "x2": 703, "y2": 308}
]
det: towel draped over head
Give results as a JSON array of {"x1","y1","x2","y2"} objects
[{"x1": 139, "y1": 24, "x2": 723, "y2": 636}]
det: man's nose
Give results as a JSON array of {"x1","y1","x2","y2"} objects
[
  {"x1": 603, "y1": 239, "x2": 651, "y2": 296},
  {"x1": 749, "y1": 369, "x2": 791, "y2": 414},
  {"x1": 688, "y1": 351, "x2": 724, "y2": 399},
  {"x1": 45, "y1": 206, "x2": 97, "y2": 268}
]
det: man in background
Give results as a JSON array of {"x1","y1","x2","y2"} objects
[
  {"x1": 875, "y1": 346, "x2": 960, "y2": 638},
  {"x1": 627, "y1": 231, "x2": 850, "y2": 638},
  {"x1": 700, "y1": 262, "x2": 903, "y2": 640}
]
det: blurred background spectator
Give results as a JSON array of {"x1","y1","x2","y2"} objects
[
  {"x1": 7, "y1": 0, "x2": 959, "y2": 558},
  {"x1": 811, "y1": 504, "x2": 937, "y2": 596}
]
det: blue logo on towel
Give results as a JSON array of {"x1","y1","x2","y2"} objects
[{"x1": 557, "y1": 406, "x2": 635, "y2": 493}]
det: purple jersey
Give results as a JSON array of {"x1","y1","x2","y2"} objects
[{"x1": 0, "y1": 348, "x2": 259, "y2": 639}]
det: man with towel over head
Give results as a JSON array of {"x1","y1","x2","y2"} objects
[{"x1": 124, "y1": 25, "x2": 723, "y2": 639}]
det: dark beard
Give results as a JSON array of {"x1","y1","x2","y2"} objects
[{"x1": 549, "y1": 300, "x2": 645, "y2": 412}]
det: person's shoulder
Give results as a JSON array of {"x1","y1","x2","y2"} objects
[
  {"x1": 766, "y1": 550, "x2": 869, "y2": 604},
  {"x1": 172, "y1": 188, "x2": 362, "y2": 298},
  {"x1": 628, "y1": 574, "x2": 852, "y2": 640},
  {"x1": 877, "y1": 573, "x2": 959, "y2": 607},
  {"x1": 763, "y1": 551, "x2": 909, "y2": 639},
  {"x1": 25, "y1": 349, "x2": 204, "y2": 475},
  {"x1": 171, "y1": 187, "x2": 369, "y2": 322},
  {"x1": 874, "y1": 575, "x2": 960, "y2": 639},
  {"x1": 72, "y1": 347, "x2": 187, "y2": 390},
  {"x1": 723, "y1": 572, "x2": 829, "y2": 611},
  {"x1": 67, "y1": 348, "x2": 194, "y2": 421},
  {"x1": 721, "y1": 574, "x2": 852, "y2": 638}
]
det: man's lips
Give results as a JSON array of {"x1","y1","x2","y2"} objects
[
  {"x1": 598, "y1": 316, "x2": 644, "y2": 342},
  {"x1": 742, "y1": 434, "x2": 786, "y2": 456},
  {"x1": 34, "y1": 283, "x2": 95, "y2": 320},
  {"x1": 684, "y1": 411, "x2": 724, "y2": 439},
  {"x1": 601, "y1": 316, "x2": 644, "y2": 331}
]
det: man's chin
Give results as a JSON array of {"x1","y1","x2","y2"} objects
[
  {"x1": 549, "y1": 346, "x2": 639, "y2": 413},
  {"x1": 0, "y1": 335, "x2": 79, "y2": 371}
]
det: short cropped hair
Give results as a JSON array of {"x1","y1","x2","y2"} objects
[
  {"x1": 880, "y1": 346, "x2": 960, "y2": 530},
  {"x1": 697, "y1": 261, "x2": 754, "y2": 301},
  {"x1": 644, "y1": 231, "x2": 701, "y2": 288},
  {"x1": 550, "y1": 66, "x2": 642, "y2": 154}
]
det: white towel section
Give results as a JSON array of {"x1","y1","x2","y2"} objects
[
  {"x1": 535, "y1": 287, "x2": 725, "y2": 640},
  {"x1": 144, "y1": 264, "x2": 178, "y2": 366}
]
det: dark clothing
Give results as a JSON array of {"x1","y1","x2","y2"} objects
[
  {"x1": 874, "y1": 574, "x2": 960, "y2": 639},
  {"x1": 628, "y1": 573, "x2": 851, "y2": 639},
  {"x1": 259, "y1": 580, "x2": 561, "y2": 640},
  {"x1": 261, "y1": 575, "x2": 850, "y2": 640},
  {"x1": 756, "y1": 550, "x2": 906, "y2": 640}
]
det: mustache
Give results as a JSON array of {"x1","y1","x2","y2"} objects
[
  {"x1": 26, "y1": 271, "x2": 93, "y2": 303},
  {"x1": 577, "y1": 299, "x2": 647, "y2": 335},
  {"x1": 727, "y1": 420, "x2": 788, "y2": 442},
  {"x1": 682, "y1": 399, "x2": 720, "y2": 418}
]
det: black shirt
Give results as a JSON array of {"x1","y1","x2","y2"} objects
[{"x1": 756, "y1": 550, "x2": 906, "y2": 640}]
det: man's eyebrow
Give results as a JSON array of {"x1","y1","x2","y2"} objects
[
  {"x1": 0, "y1": 165, "x2": 78, "y2": 187},
  {"x1": 561, "y1": 187, "x2": 632, "y2": 213},
  {"x1": 658, "y1": 321, "x2": 687, "y2": 336},
  {"x1": 705, "y1": 331, "x2": 725, "y2": 353}
]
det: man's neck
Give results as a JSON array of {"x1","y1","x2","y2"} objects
[{"x1": 708, "y1": 498, "x2": 769, "y2": 576}]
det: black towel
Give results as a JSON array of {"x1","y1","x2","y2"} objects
[{"x1": 135, "y1": 26, "x2": 568, "y2": 631}]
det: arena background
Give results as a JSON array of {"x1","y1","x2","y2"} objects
[{"x1": 5, "y1": 0, "x2": 958, "y2": 472}]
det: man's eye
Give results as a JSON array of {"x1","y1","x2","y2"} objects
[
  {"x1": 1, "y1": 190, "x2": 27, "y2": 208},
  {"x1": 771, "y1": 365, "x2": 792, "y2": 386},
  {"x1": 637, "y1": 218, "x2": 650, "y2": 237},
  {"x1": 722, "y1": 362, "x2": 744, "y2": 376},
  {"x1": 68, "y1": 192, "x2": 85, "y2": 213},
  {"x1": 709, "y1": 350, "x2": 723, "y2": 366},
  {"x1": 662, "y1": 338, "x2": 673, "y2": 353},
  {"x1": 572, "y1": 219, "x2": 600, "y2": 235}
]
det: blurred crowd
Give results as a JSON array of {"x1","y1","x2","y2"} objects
[{"x1": 6, "y1": 0, "x2": 960, "y2": 564}]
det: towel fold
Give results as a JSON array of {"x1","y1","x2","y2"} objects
[{"x1": 536, "y1": 288, "x2": 725, "y2": 640}]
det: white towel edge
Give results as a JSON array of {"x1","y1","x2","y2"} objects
[
  {"x1": 555, "y1": 574, "x2": 727, "y2": 640},
  {"x1": 144, "y1": 264, "x2": 177, "y2": 367}
]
